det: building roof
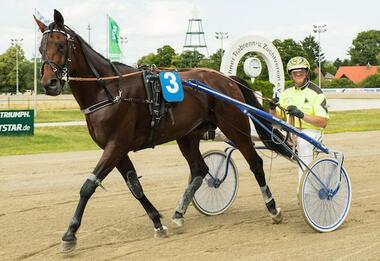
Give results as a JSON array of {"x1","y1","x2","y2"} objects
[
  {"x1": 335, "y1": 65, "x2": 379, "y2": 84},
  {"x1": 324, "y1": 72, "x2": 335, "y2": 80}
]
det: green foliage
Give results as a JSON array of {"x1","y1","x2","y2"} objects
[
  {"x1": 155, "y1": 45, "x2": 176, "y2": 67},
  {"x1": 137, "y1": 53, "x2": 157, "y2": 67},
  {"x1": 0, "y1": 45, "x2": 34, "y2": 93},
  {"x1": 272, "y1": 38, "x2": 308, "y2": 79},
  {"x1": 285, "y1": 80, "x2": 294, "y2": 89},
  {"x1": 333, "y1": 58, "x2": 352, "y2": 68},
  {"x1": 197, "y1": 49, "x2": 222, "y2": 70},
  {"x1": 172, "y1": 50, "x2": 205, "y2": 68},
  {"x1": 322, "y1": 60, "x2": 338, "y2": 75},
  {"x1": 359, "y1": 73, "x2": 380, "y2": 88},
  {"x1": 349, "y1": 30, "x2": 380, "y2": 65},
  {"x1": 137, "y1": 45, "x2": 176, "y2": 67},
  {"x1": 250, "y1": 80, "x2": 274, "y2": 99},
  {"x1": 301, "y1": 35, "x2": 323, "y2": 68},
  {"x1": 322, "y1": 78, "x2": 357, "y2": 88}
]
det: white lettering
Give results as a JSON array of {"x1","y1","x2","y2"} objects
[{"x1": 0, "y1": 111, "x2": 31, "y2": 118}]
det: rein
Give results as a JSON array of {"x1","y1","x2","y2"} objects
[
  {"x1": 41, "y1": 23, "x2": 148, "y2": 114},
  {"x1": 68, "y1": 71, "x2": 141, "y2": 82}
]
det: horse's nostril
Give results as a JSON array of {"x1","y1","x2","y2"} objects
[{"x1": 50, "y1": 79, "x2": 58, "y2": 86}]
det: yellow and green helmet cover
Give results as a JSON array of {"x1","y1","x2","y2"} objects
[{"x1": 286, "y1": 56, "x2": 310, "y2": 73}]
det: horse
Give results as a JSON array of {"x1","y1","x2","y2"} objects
[{"x1": 34, "y1": 9, "x2": 292, "y2": 252}]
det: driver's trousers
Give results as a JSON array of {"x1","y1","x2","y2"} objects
[{"x1": 296, "y1": 129, "x2": 323, "y2": 183}]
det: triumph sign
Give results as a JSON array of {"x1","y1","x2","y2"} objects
[{"x1": 0, "y1": 110, "x2": 34, "y2": 136}]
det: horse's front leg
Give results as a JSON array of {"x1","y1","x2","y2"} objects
[
  {"x1": 116, "y1": 156, "x2": 167, "y2": 238},
  {"x1": 61, "y1": 145, "x2": 123, "y2": 252}
]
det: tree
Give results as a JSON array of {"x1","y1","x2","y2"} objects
[
  {"x1": 322, "y1": 60, "x2": 338, "y2": 75},
  {"x1": 197, "y1": 49, "x2": 222, "y2": 70},
  {"x1": 172, "y1": 50, "x2": 205, "y2": 68},
  {"x1": 301, "y1": 35, "x2": 323, "y2": 69},
  {"x1": 272, "y1": 39, "x2": 308, "y2": 79},
  {"x1": 155, "y1": 45, "x2": 176, "y2": 67},
  {"x1": 0, "y1": 44, "x2": 31, "y2": 93},
  {"x1": 333, "y1": 58, "x2": 352, "y2": 68},
  {"x1": 359, "y1": 73, "x2": 380, "y2": 88},
  {"x1": 137, "y1": 53, "x2": 157, "y2": 67},
  {"x1": 349, "y1": 30, "x2": 380, "y2": 65},
  {"x1": 323, "y1": 78, "x2": 356, "y2": 88}
]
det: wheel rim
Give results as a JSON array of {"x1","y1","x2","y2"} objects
[
  {"x1": 193, "y1": 151, "x2": 238, "y2": 215},
  {"x1": 302, "y1": 159, "x2": 351, "y2": 232}
]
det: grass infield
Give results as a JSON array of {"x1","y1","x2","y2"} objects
[{"x1": 0, "y1": 109, "x2": 379, "y2": 156}]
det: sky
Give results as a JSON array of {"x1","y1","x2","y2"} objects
[{"x1": 1, "y1": 0, "x2": 379, "y2": 65}]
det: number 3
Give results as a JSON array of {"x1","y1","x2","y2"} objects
[{"x1": 164, "y1": 72, "x2": 179, "y2": 93}]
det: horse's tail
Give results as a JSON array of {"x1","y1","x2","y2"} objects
[{"x1": 230, "y1": 76, "x2": 293, "y2": 159}]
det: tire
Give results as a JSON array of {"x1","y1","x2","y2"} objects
[
  {"x1": 192, "y1": 150, "x2": 239, "y2": 216},
  {"x1": 298, "y1": 158, "x2": 351, "y2": 232}
]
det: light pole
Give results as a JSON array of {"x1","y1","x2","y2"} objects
[
  {"x1": 215, "y1": 32, "x2": 228, "y2": 59},
  {"x1": 313, "y1": 24, "x2": 326, "y2": 88},
  {"x1": 11, "y1": 38, "x2": 23, "y2": 95},
  {"x1": 87, "y1": 24, "x2": 92, "y2": 46},
  {"x1": 120, "y1": 36, "x2": 128, "y2": 63}
]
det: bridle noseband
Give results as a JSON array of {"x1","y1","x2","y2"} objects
[{"x1": 41, "y1": 25, "x2": 74, "y2": 81}]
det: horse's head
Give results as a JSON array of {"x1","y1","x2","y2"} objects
[{"x1": 34, "y1": 10, "x2": 74, "y2": 96}]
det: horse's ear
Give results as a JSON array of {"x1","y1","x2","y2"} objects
[
  {"x1": 33, "y1": 15, "x2": 47, "y2": 33},
  {"x1": 54, "y1": 9, "x2": 64, "y2": 29}
]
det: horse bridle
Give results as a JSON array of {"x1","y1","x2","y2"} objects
[{"x1": 41, "y1": 25, "x2": 74, "y2": 81}]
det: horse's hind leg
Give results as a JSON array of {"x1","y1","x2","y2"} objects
[
  {"x1": 172, "y1": 135, "x2": 208, "y2": 226},
  {"x1": 116, "y1": 156, "x2": 167, "y2": 238},
  {"x1": 218, "y1": 117, "x2": 282, "y2": 224}
]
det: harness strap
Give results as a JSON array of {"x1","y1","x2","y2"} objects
[
  {"x1": 76, "y1": 37, "x2": 115, "y2": 101},
  {"x1": 81, "y1": 100, "x2": 115, "y2": 115},
  {"x1": 142, "y1": 71, "x2": 163, "y2": 149}
]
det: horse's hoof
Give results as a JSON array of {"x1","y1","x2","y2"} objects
[
  {"x1": 270, "y1": 208, "x2": 283, "y2": 224},
  {"x1": 171, "y1": 217, "x2": 184, "y2": 227},
  {"x1": 60, "y1": 240, "x2": 77, "y2": 253},
  {"x1": 154, "y1": 225, "x2": 168, "y2": 238}
]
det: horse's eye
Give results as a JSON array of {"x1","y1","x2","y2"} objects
[{"x1": 58, "y1": 43, "x2": 65, "y2": 50}]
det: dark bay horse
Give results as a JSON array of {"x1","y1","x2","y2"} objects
[{"x1": 35, "y1": 10, "x2": 292, "y2": 252}]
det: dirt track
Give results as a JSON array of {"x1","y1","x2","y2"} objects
[{"x1": 1, "y1": 131, "x2": 380, "y2": 260}]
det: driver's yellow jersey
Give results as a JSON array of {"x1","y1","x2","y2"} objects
[{"x1": 278, "y1": 81, "x2": 329, "y2": 130}]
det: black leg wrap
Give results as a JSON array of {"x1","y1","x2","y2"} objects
[
  {"x1": 80, "y1": 179, "x2": 97, "y2": 199},
  {"x1": 265, "y1": 198, "x2": 277, "y2": 215},
  {"x1": 126, "y1": 170, "x2": 144, "y2": 199}
]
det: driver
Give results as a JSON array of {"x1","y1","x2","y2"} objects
[{"x1": 270, "y1": 56, "x2": 329, "y2": 187}]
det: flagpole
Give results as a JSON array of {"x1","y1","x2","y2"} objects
[
  {"x1": 106, "y1": 14, "x2": 109, "y2": 59},
  {"x1": 33, "y1": 8, "x2": 38, "y2": 117}
]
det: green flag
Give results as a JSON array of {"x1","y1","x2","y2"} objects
[{"x1": 108, "y1": 15, "x2": 121, "y2": 61}]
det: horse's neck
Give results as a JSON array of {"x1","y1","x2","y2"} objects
[{"x1": 68, "y1": 43, "x2": 116, "y2": 110}]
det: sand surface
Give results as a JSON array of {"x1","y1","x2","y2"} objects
[{"x1": 1, "y1": 131, "x2": 380, "y2": 260}]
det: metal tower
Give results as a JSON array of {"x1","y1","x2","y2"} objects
[{"x1": 183, "y1": 17, "x2": 209, "y2": 56}]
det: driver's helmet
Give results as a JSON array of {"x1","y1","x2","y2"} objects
[{"x1": 286, "y1": 56, "x2": 310, "y2": 73}]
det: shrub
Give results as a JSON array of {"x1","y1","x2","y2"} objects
[
  {"x1": 359, "y1": 74, "x2": 380, "y2": 88},
  {"x1": 322, "y1": 78, "x2": 357, "y2": 88}
]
